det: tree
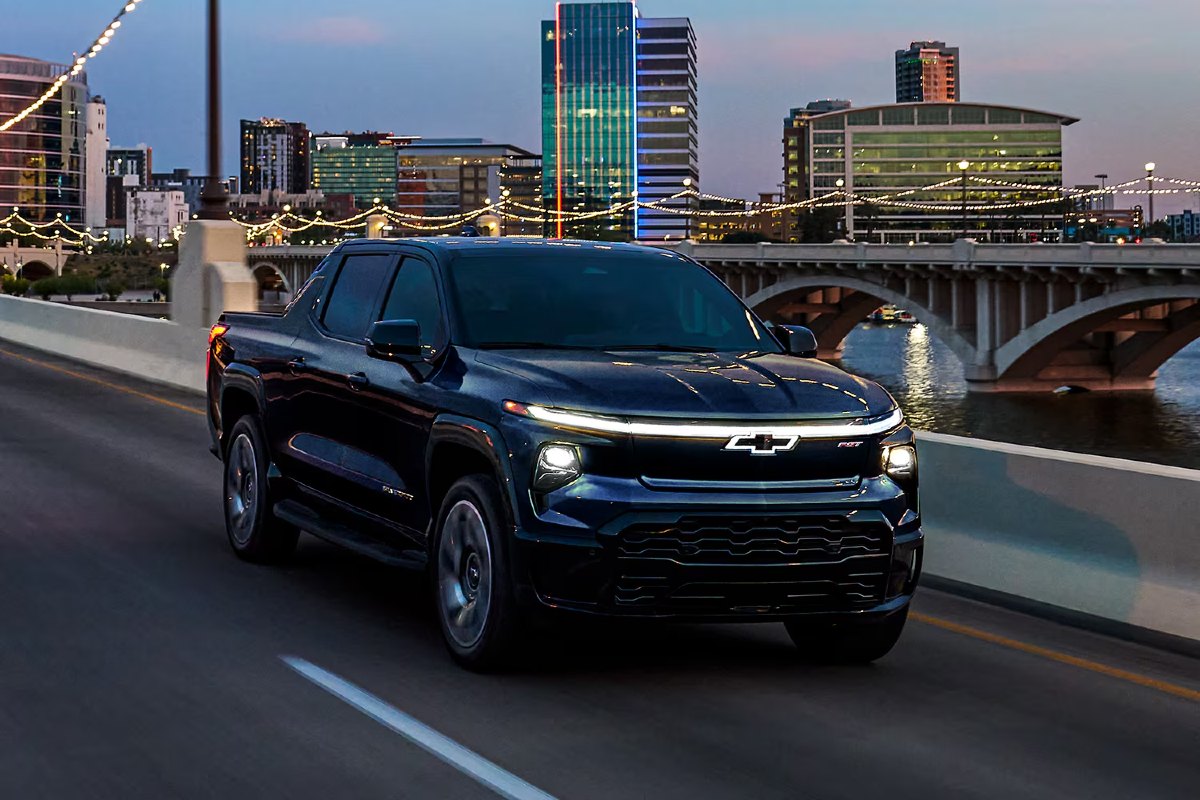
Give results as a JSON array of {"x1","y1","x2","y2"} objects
[
  {"x1": 102, "y1": 278, "x2": 126, "y2": 301},
  {"x1": 1, "y1": 275, "x2": 30, "y2": 297},
  {"x1": 32, "y1": 276, "x2": 60, "y2": 300},
  {"x1": 60, "y1": 273, "x2": 95, "y2": 301}
]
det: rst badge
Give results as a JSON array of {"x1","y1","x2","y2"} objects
[{"x1": 724, "y1": 432, "x2": 801, "y2": 456}]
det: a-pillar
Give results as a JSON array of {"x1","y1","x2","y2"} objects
[{"x1": 172, "y1": 219, "x2": 256, "y2": 331}]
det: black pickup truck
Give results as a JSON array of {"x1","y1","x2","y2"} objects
[{"x1": 207, "y1": 238, "x2": 922, "y2": 669}]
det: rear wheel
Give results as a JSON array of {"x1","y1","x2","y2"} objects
[
  {"x1": 223, "y1": 415, "x2": 299, "y2": 563},
  {"x1": 785, "y1": 608, "x2": 908, "y2": 664},
  {"x1": 433, "y1": 475, "x2": 523, "y2": 671}
]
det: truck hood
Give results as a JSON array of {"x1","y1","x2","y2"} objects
[{"x1": 474, "y1": 349, "x2": 896, "y2": 421}]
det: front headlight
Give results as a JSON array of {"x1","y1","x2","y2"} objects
[
  {"x1": 533, "y1": 443, "x2": 582, "y2": 491},
  {"x1": 882, "y1": 444, "x2": 917, "y2": 479}
]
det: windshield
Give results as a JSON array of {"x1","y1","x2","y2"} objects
[{"x1": 445, "y1": 249, "x2": 780, "y2": 353}]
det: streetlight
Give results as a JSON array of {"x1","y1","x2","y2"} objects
[
  {"x1": 958, "y1": 160, "x2": 971, "y2": 238},
  {"x1": 835, "y1": 178, "x2": 846, "y2": 238},
  {"x1": 500, "y1": 189, "x2": 510, "y2": 237},
  {"x1": 198, "y1": 0, "x2": 228, "y2": 219},
  {"x1": 682, "y1": 177, "x2": 693, "y2": 240},
  {"x1": 1145, "y1": 162, "x2": 1156, "y2": 232},
  {"x1": 1094, "y1": 173, "x2": 1109, "y2": 212}
]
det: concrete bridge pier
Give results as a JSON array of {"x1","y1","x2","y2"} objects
[{"x1": 173, "y1": 220, "x2": 256, "y2": 330}]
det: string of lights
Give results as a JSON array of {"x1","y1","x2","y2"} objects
[
  {"x1": 0, "y1": 0, "x2": 144, "y2": 133},
  {"x1": 5, "y1": 171, "x2": 1198, "y2": 248}
]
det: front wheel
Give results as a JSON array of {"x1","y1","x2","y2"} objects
[
  {"x1": 785, "y1": 608, "x2": 909, "y2": 664},
  {"x1": 433, "y1": 475, "x2": 523, "y2": 671},
  {"x1": 223, "y1": 415, "x2": 299, "y2": 563}
]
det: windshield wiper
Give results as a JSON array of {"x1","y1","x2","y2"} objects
[{"x1": 476, "y1": 342, "x2": 600, "y2": 351}]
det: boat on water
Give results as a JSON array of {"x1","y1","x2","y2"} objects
[{"x1": 867, "y1": 304, "x2": 917, "y2": 324}]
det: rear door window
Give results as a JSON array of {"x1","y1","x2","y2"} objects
[{"x1": 320, "y1": 252, "x2": 396, "y2": 340}]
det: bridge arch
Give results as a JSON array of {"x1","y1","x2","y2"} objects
[
  {"x1": 743, "y1": 274, "x2": 978, "y2": 367},
  {"x1": 251, "y1": 262, "x2": 292, "y2": 305},
  {"x1": 995, "y1": 285, "x2": 1200, "y2": 390},
  {"x1": 19, "y1": 261, "x2": 54, "y2": 282}
]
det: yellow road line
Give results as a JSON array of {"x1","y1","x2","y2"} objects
[
  {"x1": 0, "y1": 346, "x2": 205, "y2": 417},
  {"x1": 912, "y1": 612, "x2": 1200, "y2": 703}
]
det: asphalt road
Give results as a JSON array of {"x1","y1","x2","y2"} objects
[{"x1": 1, "y1": 340, "x2": 1197, "y2": 800}]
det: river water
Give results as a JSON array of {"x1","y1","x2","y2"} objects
[{"x1": 838, "y1": 323, "x2": 1200, "y2": 470}]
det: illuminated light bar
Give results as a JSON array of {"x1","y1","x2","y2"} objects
[{"x1": 505, "y1": 402, "x2": 904, "y2": 440}]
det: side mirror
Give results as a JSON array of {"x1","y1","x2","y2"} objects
[
  {"x1": 366, "y1": 319, "x2": 422, "y2": 363},
  {"x1": 779, "y1": 325, "x2": 819, "y2": 358}
]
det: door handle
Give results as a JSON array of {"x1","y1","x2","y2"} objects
[
  {"x1": 346, "y1": 372, "x2": 370, "y2": 391},
  {"x1": 287, "y1": 357, "x2": 307, "y2": 375}
]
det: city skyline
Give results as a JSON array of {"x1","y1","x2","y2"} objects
[{"x1": 11, "y1": 0, "x2": 1200, "y2": 215}]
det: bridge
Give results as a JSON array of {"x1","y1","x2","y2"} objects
[
  {"x1": 251, "y1": 240, "x2": 1200, "y2": 392},
  {"x1": 0, "y1": 220, "x2": 1198, "y2": 799},
  {"x1": 0, "y1": 239, "x2": 72, "y2": 280}
]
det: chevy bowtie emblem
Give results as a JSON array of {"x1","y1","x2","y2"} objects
[{"x1": 724, "y1": 432, "x2": 800, "y2": 456}]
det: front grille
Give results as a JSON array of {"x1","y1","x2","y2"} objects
[
  {"x1": 610, "y1": 515, "x2": 891, "y2": 614},
  {"x1": 616, "y1": 516, "x2": 888, "y2": 566}
]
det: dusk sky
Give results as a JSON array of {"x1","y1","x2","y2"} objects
[{"x1": 14, "y1": 0, "x2": 1200, "y2": 213}]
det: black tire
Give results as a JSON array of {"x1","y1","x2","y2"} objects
[
  {"x1": 432, "y1": 475, "x2": 523, "y2": 671},
  {"x1": 222, "y1": 415, "x2": 299, "y2": 564},
  {"x1": 785, "y1": 607, "x2": 909, "y2": 664}
]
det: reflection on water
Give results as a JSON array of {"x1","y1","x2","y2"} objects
[{"x1": 840, "y1": 323, "x2": 1200, "y2": 470}]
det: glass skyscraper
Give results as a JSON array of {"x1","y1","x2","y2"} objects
[
  {"x1": 542, "y1": 2, "x2": 697, "y2": 240},
  {"x1": 0, "y1": 55, "x2": 90, "y2": 222}
]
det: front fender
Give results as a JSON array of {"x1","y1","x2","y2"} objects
[{"x1": 427, "y1": 414, "x2": 520, "y2": 526}]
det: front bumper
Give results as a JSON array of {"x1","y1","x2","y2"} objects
[{"x1": 509, "y1": 474, "x2": 923, "y2": 621}]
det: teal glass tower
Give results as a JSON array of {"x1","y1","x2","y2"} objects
[{"x1": 541, "y1": 2, "x2": 639, "y2": 239}]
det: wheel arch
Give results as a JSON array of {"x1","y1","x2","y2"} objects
[
  {"x1": 217, "y1": 365, "x2": 266, "y2": 450},
  {"x1": 426, "y1": 415, "x2": 518, "y2": 540}
]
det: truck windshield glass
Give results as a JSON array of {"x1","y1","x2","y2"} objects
[{"x1": 446, "y1": 251, "x2": 779, "y2": 353}]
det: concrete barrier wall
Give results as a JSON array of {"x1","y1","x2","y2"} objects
[
  {"x1": 918, "y1": 431, "x2": 1200, "y2": 642},
  {"x1": 0, "y1": 295, "x2": 205, "y2": 392},
  {"x1": 1, "y1": 295, "x2": 1197, "y2": 643}
]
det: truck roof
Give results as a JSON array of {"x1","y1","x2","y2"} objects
[{"x1": 335, "y1": 237, "x2": 672, "y2": 258}]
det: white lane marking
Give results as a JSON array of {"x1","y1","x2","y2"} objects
[{"x1": 281, "y1": 656, "x2": 560, "y2": 800}]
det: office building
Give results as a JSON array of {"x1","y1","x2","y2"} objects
[
  {"x1": 783, "y1": 100, "x2": 852, "y2": 204},
  {"x1": 313, "y1": 133, "x2": 542, "y2": 235},
  {"x1": 541, "y1": 1, "x2": 698, "y2": 240},
  {"x1": 150, "y1": 168, "x2": 205, "y2": 217},
  {"x1": 895, "y1": 41, "x2": 959, "y2": 103},
  {"x1": 787, "y1": 102, "x2": 1076, "y2": 242},
  {"x1": 0, "y1": 54, "x2": 90, "y2": 222},
  {"x1": 104, "y1": 144, "x2": 152, "y2": 226},
  {"x1": 1167, "y1": 210, "x2": 1200, "y2": 241},
  {"x1": 126, "y1": 187, "x2": 188, "y2": 243},
  {"x1": 497, "y1": 155, "x2": 544, "y2": 236},
  {"x1": 311, "y1": 133, "x2": 401, "y2": 210},
  {"x1": 395, "y1": 139, "x2": 539, "y2": 233},
  {"x1": 106, "y1": 144, "x2": 152, "y2": 185},
  {"x1": 240, "y1": 118, "x2": 311, "y2": 195},
  {"x1": 84, "y1": 97, "x2": 108, "y2": 229}
]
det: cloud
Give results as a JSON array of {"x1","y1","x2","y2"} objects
[{"x1": 274, "y1": 16, "x2": 386, "y2": 45}]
